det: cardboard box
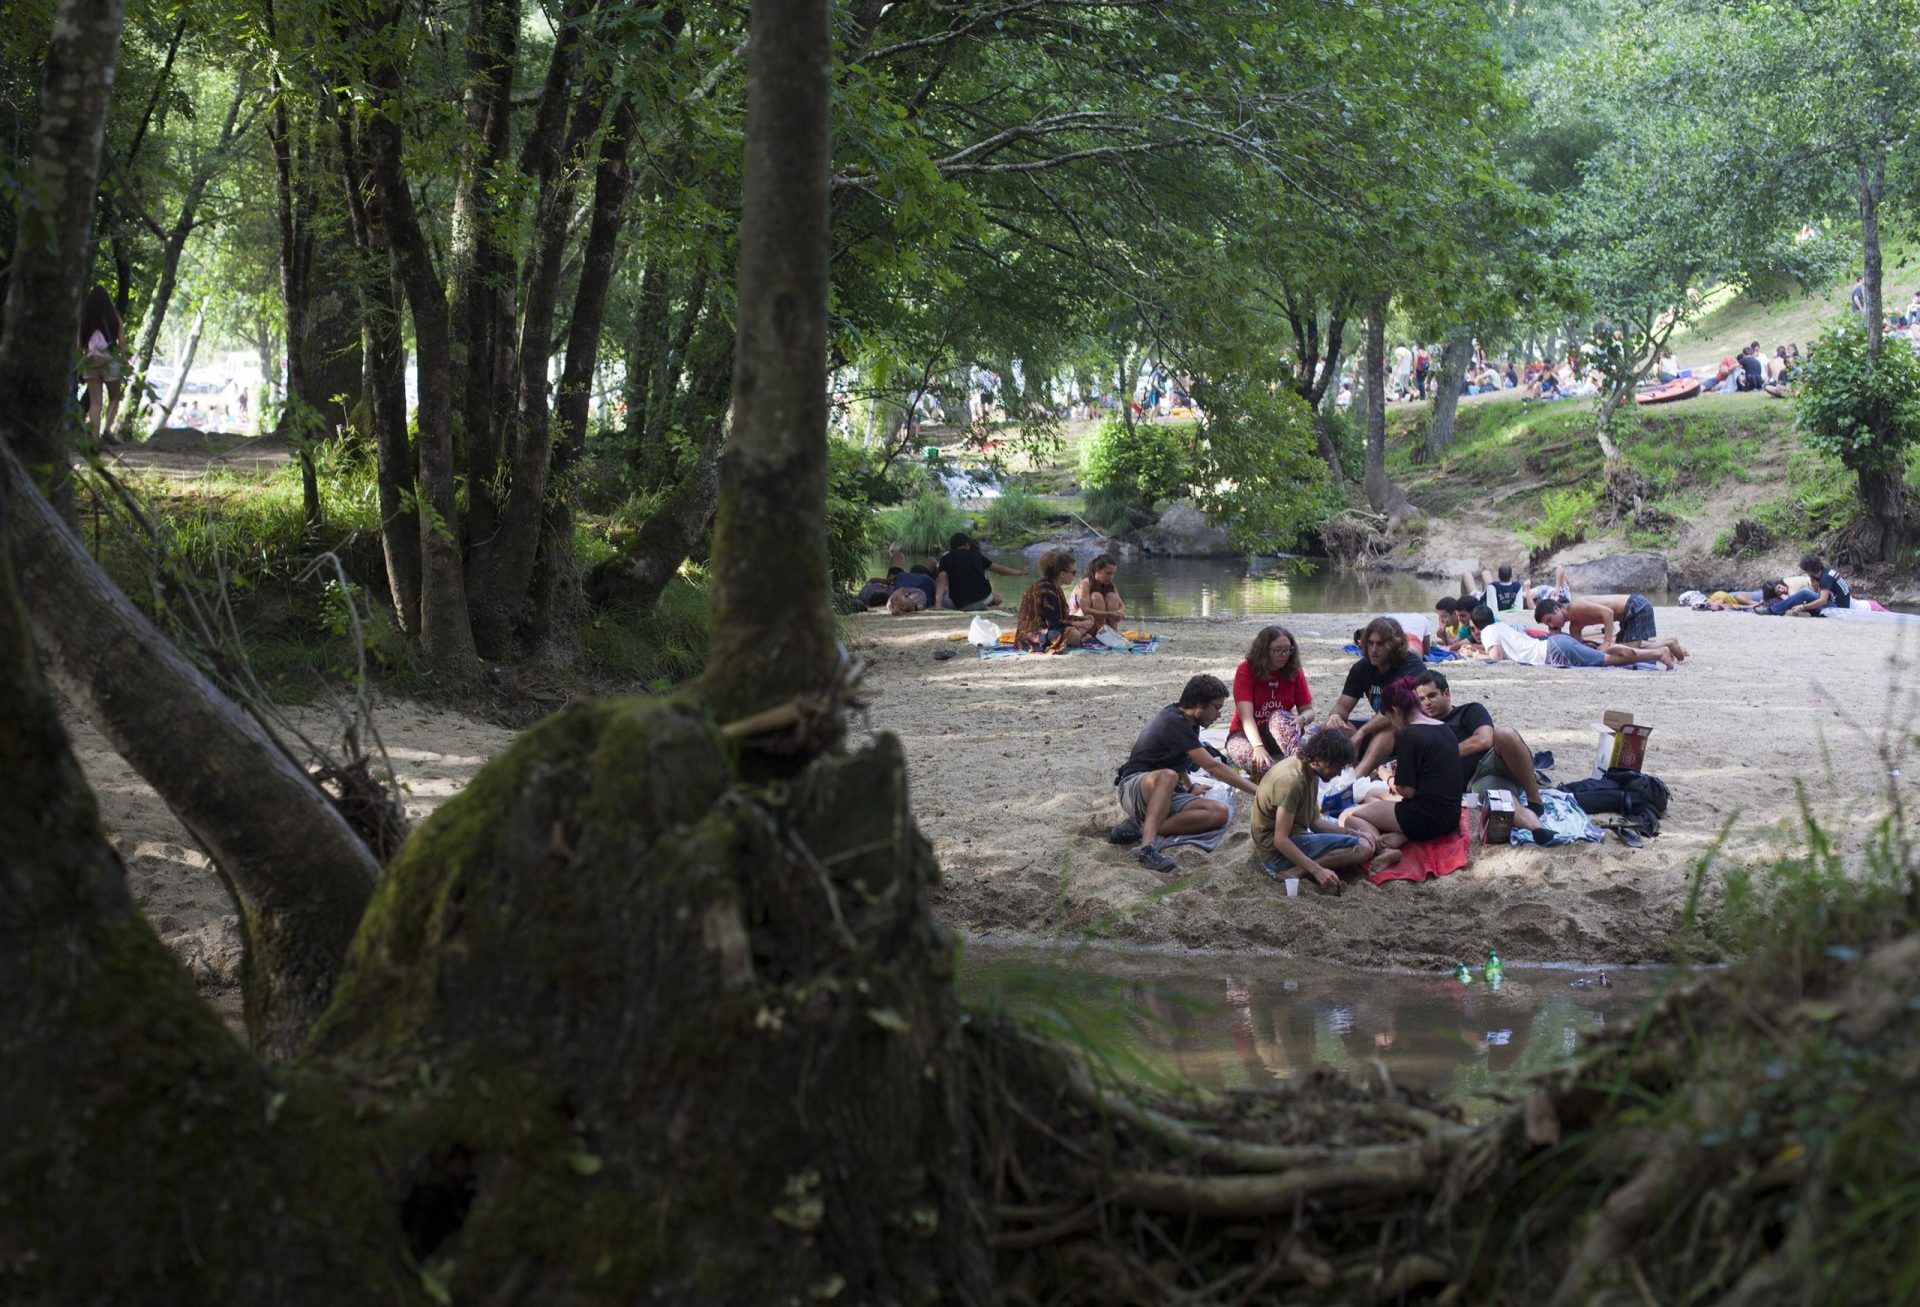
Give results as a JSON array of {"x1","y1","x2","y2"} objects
[
  {"x1": 1483, "y1": 789, "x2": 1516, "y2": 845},
  {"x1": 1591, "y1": 718, "x2": 1655, "y2": 777}
]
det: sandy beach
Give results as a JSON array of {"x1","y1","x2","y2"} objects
[
  {"x1": 857, "y1": 605, "x2": 1919, "y2": 968},
  {"x1": 74, "y1": 605, "x2": 1920, "y2": 1006}
]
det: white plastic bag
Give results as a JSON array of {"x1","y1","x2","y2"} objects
[
  {"x1": 966, "y1": 616, "x2": 1002, "y2": 646},
  {"x1": 1094, "y1": 625, "x2": 1130, "y2": 649}
]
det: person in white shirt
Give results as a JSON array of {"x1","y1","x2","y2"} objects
[{"x1": 1466, "y1": 605, "x2": 1674, "y2": 670}]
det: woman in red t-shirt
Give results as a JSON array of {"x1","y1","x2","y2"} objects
[{"x1": 1223, "y1": 625, "x2": 1313, "y2": 777}]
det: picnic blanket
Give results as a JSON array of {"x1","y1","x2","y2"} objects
[
  {"x1": 1366, "y1": 807, "x2": 1473, "y2": 885},
  {"x1": 977, "y1": 636, "x2": 1160, "y2": 659}
]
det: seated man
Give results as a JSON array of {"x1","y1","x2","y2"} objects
[
  {"x1": 935, "y1": 532, "x2": 1027, "y2": 611},
  {"x1": 1111, "y1": 674, "x2": 1259, "y2": 874},
  {"x1": 1459, "y1": 563, "x2": 1525, "y2": 613},
  {"x1": 1413, "y1": 672, "x2": 1564, "y2": 844},
  {"x1": 1762, "y1": 552, "x2": 1852, "y2": 616},
  {"x1": 1473, "y1": 604, "x2": 1674, "y2": 669},
  {"x1": 1324, "y1": 616, "x2": 1426, "y2": 778},
  {"x1": 1540, "y1": 593, "x2": 1687, "y2": 662},
  {"x1": 1251, "y1": 730, "x2": 1381, "y2": 892}
]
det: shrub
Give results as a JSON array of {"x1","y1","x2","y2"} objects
[
  {"x1": 1519, "y1": 485, "x2": 1598, "y2": 562},
  {"x1": 880, "y1": 492, "x2": 966, "y2": 556},
  {"x1": 1318, "y1": 409, "x2": 1364, "y2": 483},
  {"x1": 1186, "y1": 375, "x2": 1334, "y2": 553},
  {"x1": 1080, "y1": 417, "x2": 1187, "y2": 508},
  {"x1": 978, "y1": 482, "x2": 1048, "y2": 541},
  {"x1": 1794, "y1": 318, "x2": 1920, "y2": 481}
]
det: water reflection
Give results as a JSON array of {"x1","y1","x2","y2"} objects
[{"x1": 958, "y1": 943, "x2": 1672, "y2": 1119}]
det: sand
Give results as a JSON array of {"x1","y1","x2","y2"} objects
[
  {"x1": 75, "y1": 606, "x2": 1920, "y2": 1001},
  {"x1": 856, "y1": 606, "x2": 1919, "y2": 968}
]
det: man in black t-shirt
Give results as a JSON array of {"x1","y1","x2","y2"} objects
[
  {"x1": 1325, "y1": 616, "x2": 1426, "y2": 777},
  {"x1": 1773, "y1": 551, "x2": 1852, "y2": 616},
  {"x1": 1112, "y1": 674, "x2": 1259, "y2": 873},
  {"x1": 1413, "y1": 672, "x2": 1562, "y2": 843},
  {"x1": 934, "y1": 533, "x2": 1028, "y2": 611}
]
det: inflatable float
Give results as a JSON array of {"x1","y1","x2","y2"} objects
[{"x1": 1635, "y1": 378, "x2": 1700, "y2": 405}]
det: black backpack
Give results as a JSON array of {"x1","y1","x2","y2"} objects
[{"x1": 1566, "y1": 768, "x2": 1670, "y2": 836}]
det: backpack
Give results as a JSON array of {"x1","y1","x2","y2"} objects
[{"x1": 1566, "y1": 768, "x2": 1669, "y2": 835}]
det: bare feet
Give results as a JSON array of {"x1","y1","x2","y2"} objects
[{"x1": 1367, "y1": 848, "x2": 1402, "y2": 875}]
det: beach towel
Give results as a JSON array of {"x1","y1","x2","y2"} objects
[
  {"x1": 1509, "y1": 790, "x2": 1603, "y2": 845},
  {"x1": 1366, "y1": 807, "x2": 1472, "y2": 885},
  {"x1": 1423, "y1": 647, "x2": 1458, "y2": 662},
  {"x1": 977, "y1": 636, "x2": 1160, "y2": 659},
  {"x1": 1160, "y1": 781, "x2": 1234, "y2": 852}
]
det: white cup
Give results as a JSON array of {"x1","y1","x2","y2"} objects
[{"x1": 1285, "y1": 878, "x2": 1300, "y2": 898}]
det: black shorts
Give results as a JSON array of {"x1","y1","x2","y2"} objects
[{"x1": 1619, "y1": 595, "x2": 1656, "y2": 642}]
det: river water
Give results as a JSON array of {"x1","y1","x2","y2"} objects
[{"x1": 958, "y1": 941, "x2": 1678, "y2": 1120}]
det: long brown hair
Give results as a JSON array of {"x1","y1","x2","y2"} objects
[
  {"x1": 1361, "y1": 616, "x2": 1409, "y2": 668},
  {"x1": 1246, "y1": 625, "x2": 1301, "y2": 680},
  {"x1": 1037, "y1": 548, "x2": 1075, "y2": 584},
  {"x1": 78, "y1": 285, "x2": 121, "y2": 349},
  {"x1": 1084, "y1": 552, "x2": 1117, "y2": 595}
]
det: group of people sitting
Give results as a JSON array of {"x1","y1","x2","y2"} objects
[
  {"x1": 1686, "y1": 553, "x2": 1852, "y2": 615},
  {"x1": 857, "y1": 533, "x2": 1031, "y2": 614},
  {"x1": 1429, "y1": 567, "x2": 1687, "y2": 670},
  {"x1": 1109, "y1": 624, "x2": 1565, "y2": 888},
  {"x1": 1697, "y1": 341, "x2": 1803, "y2": 398}
]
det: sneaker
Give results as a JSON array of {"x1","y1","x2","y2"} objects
[
  {"x1": 1131, "y1": 843, "x2": 1178, "y2": 874},
  {"x1": 1108, "y1": 819, "x2": 1142, "y2": 845}
]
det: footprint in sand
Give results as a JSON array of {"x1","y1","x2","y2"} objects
[{"x1": 1584, "y1": 884, "x2": 1644, "y2": 907}]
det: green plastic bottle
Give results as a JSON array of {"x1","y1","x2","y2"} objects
[
  {"x1": 1485, "y1": 949, "x2": 1504, "y2": 982},
  {"x1": 1454, "y1": 962, "x2": 1473, "y2": 984}
]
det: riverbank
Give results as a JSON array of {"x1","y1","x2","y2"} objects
[{"x1": 859, "y1": 606, "x2": 1915, "y2": 968}]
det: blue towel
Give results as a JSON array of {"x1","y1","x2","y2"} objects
[
  {"x1": 1341, "y1": 643, "x2": 1362, "y2": 655},
  {"x1": 1423, "y1": 647, "x2": 1458, "y2": 662},
  {"x1": 977, "y1": 636, "x2": 1160, "y2": 660}
]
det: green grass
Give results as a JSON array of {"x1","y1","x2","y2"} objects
[
  {"x1": 879, "y1": 492, "x2": 968, "y2": 555},
  {"x1": 977, "y1": 482, "x2": 1050, "y2": 543},
  {"x1": 582, "y1": 575, "x2": 711, "y2": 690},
  {"x1": 1669, "y1": 235, "x2": 1920, "y2": 370}
]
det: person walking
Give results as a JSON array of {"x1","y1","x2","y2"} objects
[{"x1": 77, "y1": 286, "x2": 125, "y2": 445}]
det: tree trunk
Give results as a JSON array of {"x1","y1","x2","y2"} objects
[
  {"x1": 116, "y1": 74, "x2": 254, "y2": 442},
  {"x1": 1857, "y1": 466, "x2": 1905, "y2": 562},
  {"x1": 359, "y1": 7, "x2": 479, "y2": 681},
  {"x1": 1861, "y1": 158, "x2": 1885, "y2": 360},
  {"x1": 1425, "y1": 333, "x2": 1471, "y2": 457},
  {"x1": 0, "y1": 0, "x2": 126, "y2": 516},
  {"x1": 528, "y1": 96, "x2": 639, "y2": 661},
  {"x1": 1594, "y1": 388, "x2": 1625, "y2": 462},
  {"x1": 336, "y1": 112, "x2": 423, "y2": 634},
  {"x1": 1361, "y1": 297, "x2": 1412, "y2": 526},
  {"x1": 147, "y1": 300, "x2": 205, "y2": 436}
]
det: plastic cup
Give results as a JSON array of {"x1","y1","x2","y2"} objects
[{"x1": 1285, "y1": 878, "x2": 1299, "y2": 898}]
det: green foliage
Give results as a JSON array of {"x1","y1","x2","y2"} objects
[
  {"x1": 1519, "y1": 485, "x2": 1598, "y2": 556},
  {"x1": 977, "y1": 482, "x2": 1048, "y2": 542},
  {"x1": 1081, "y1": 418, "x2": 1186, "y2": 509},
  {"x1": 1187, "y1": 376, "x2": 1333, "y2": 553},
  {"x1": 1793, "y1": 318, "x2": 1920, "y2": 479},
  {"x1": 581, "y1": 575, "x2": 711, "y2": 691},
  {"x1": 1318, "y1": 410, "x2": 1364, "y2": 485},
  {"x1": 1081, "y1": 485, "x2": 1139, "y2": 539},
  {"x1": 880, "y1": 493, "x2": 966, "y2": 557}
]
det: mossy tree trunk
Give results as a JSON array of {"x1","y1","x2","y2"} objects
[
  {"x1": 1424, "y1": 332, "x2": 1471, "y2": 457},
  {"x1": 1361, "y1": 297, "x2": 1412, "y2": 527},
  {"x1": 706, "y1": 0, "x2": 840, "y2": 730}
]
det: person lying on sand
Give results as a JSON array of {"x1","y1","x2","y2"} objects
[
  {"x1": 1414, "y1": 671, "x2": 1567, "y2": 845},
  {"x1": 1705, "y1": 581, "x2": 1789, "y2": 610},
  {"x1": 1324, "y1": 616, "x2": 1426, "y2": 778},
  {"x1": 1470, "y1": 604, "x2": 1674, "y2": 669},
  {"x1": 1111, "y1": 674, "x2": 1259, "y2": 874},
  {"x1": 1224, "y1": 624, "x2": 1313, "y2": 778},
  {"x1": 1540, "y1": 593, "x2": 1687, "y2": 662},
  {"x1": 858, "y1": 547, "x2": 939, "y2": 610},
  {"x1": 1760, "y1": 553, "x2": 1852, "y2": 616},
  {"x1": 1252, "y1": 730, "x2": 1381, "y2": 893},
  {"x1": 1338, "y1": 676, "x2": 1464, "y2": 864},
  {"x1": 1430, "y1": 596, "x2": 1474, "y2": 652}
]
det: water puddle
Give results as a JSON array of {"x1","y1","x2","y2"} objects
[{"x1": 958, "y1": 941, "x2": 1679, "y2": 1120}]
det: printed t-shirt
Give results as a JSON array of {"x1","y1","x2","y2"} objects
[
  {"x1": 1393, "y1": 722, "x2": 1466, "y2": 841},
  {"x1": 1228, "y1": 660, "x2": 1311, "y2": 738},
  {"x1": 1338, "y1": 652, "x2": 1426, "y2": 714},
  {"x1": 1115, "y1": 705, "x2": 1201, "y2": 785},
  {"x1": 1487, "y1": 579, "x2": 1524, "y2": 609},
  {"x1": 1439, "y1": 701, "x2": 1494, "y2": 790},
  {"x1": 937, "y1": 547, "x2": 994, "y2": 607},
  {"x1": 893, "y1": 571, "x2": 935, "y2": 604},
  {"x1": 1250, "y1": 756, "x2": 1316, "y2": 857},
  {"x1": 1481, "y1": 622, "x2": 1551, "y2": 666},
  {"x1": 1817, "y1": 569, "x2": 1852, "y2": 609}
]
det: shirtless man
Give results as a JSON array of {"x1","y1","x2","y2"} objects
[{"x1": 1537, "y1": 594, "x2": 1687, "y2": 663}]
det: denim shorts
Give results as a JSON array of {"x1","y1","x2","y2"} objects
[
  {"x1": 1261, "y1": 830, "x2": 1362, "y2": 876},
  {"x1": 1545, "y1": 633, "x2": 1606, "y2": 667}
]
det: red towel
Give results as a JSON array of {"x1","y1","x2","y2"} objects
[{"x1": 1366, "y1": 807, "x2": 1472, "y2": 885}]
